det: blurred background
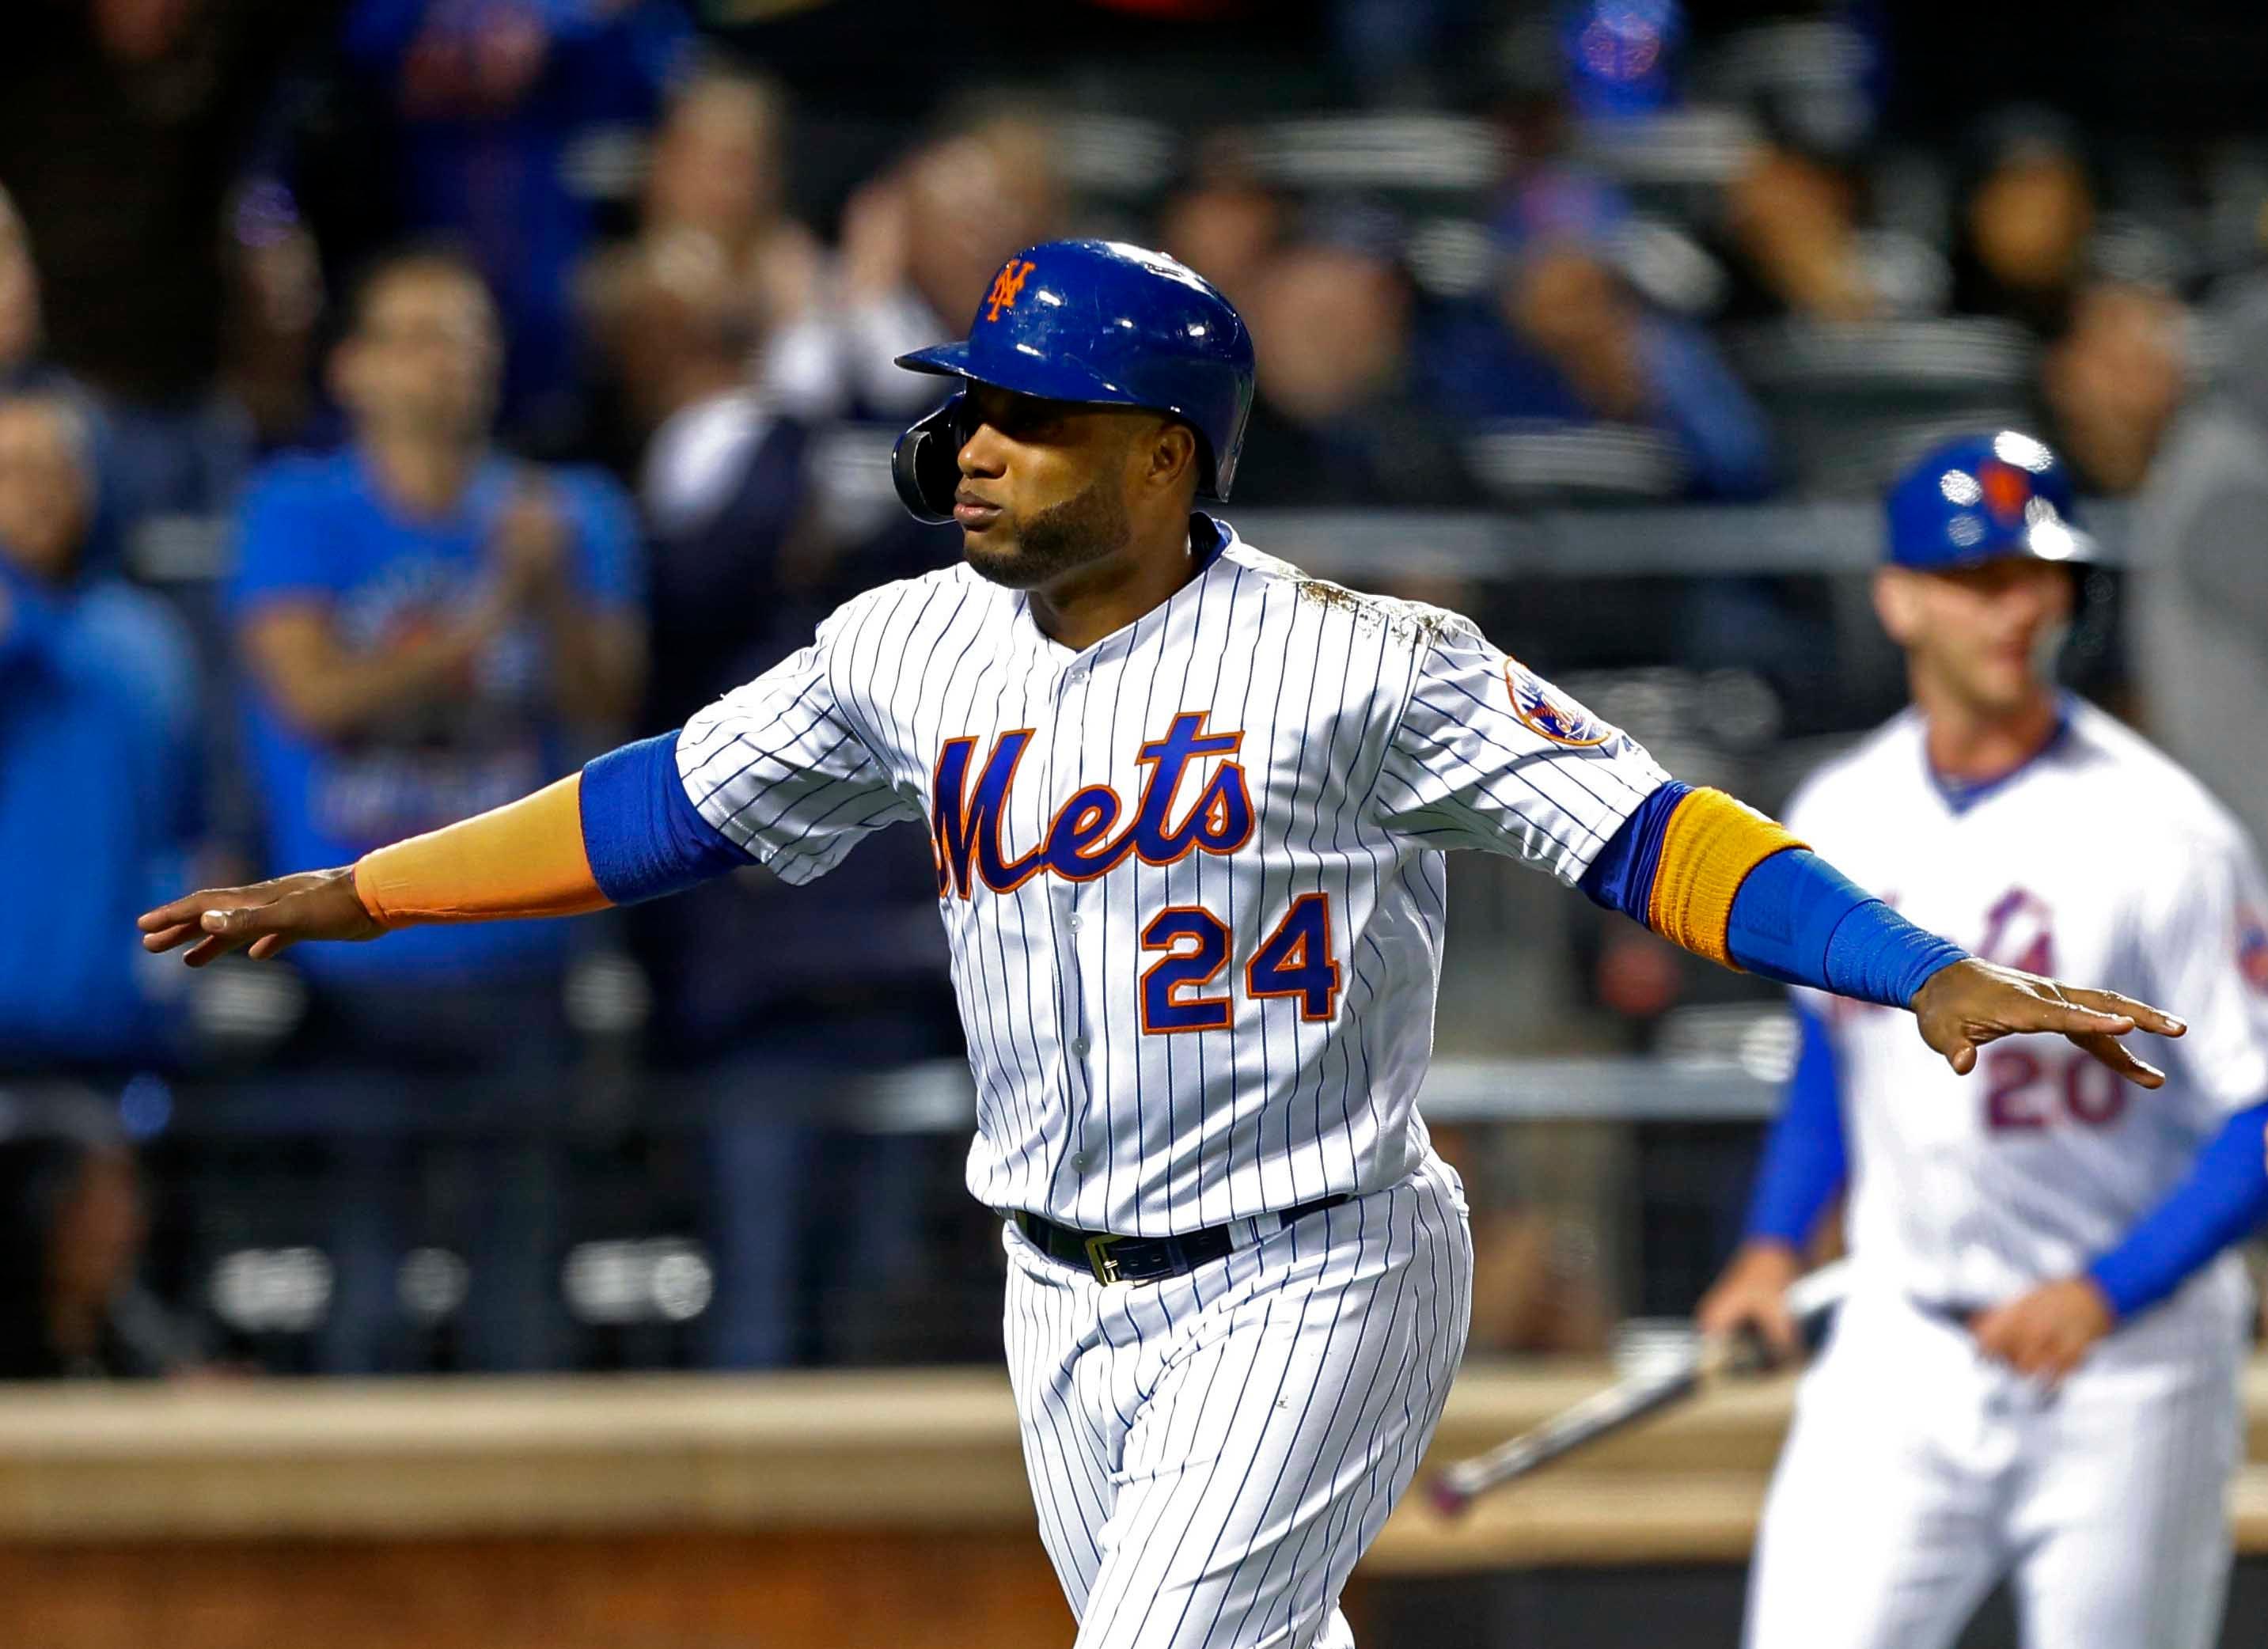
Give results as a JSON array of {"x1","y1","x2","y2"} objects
[{"x1": 3, "y1": 0, "x2": 2268, "y2": 1644}]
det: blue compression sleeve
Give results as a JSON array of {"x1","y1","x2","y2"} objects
[
  {"x1": 1743, "y1": 1007, "x2": 1849, "y2": 1245},
  {"x1": 2085, "y1": 1101, "x2": 2268, "y2": 1322},
  {"x1": 1577, "y1": 780, "x2": 1690, "y2": 921},
  {"x1": 578, "y1": 730, "x2": 754, "y2": 904},
  {"x1": 1582, "y1": 791, "x2": 1968, "y2": 1006},
  {"x1": 1726, "y1": 848, "x2": 1968, "y2": 1008}
]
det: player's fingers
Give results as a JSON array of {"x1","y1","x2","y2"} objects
[
  {"x1": 180, "y1": 932, "x2": 245, "y2": 969},
  {"x1": 198, "y1": 904, "x2": 293, "y2": 941},
  {"x1": 1971, "y1": 1306, "x2": 2030, "y2": 1367},
  {"x1": 2055, "y1": 986, "x2": 2186, "y2": 1039},
  {"x1": 1942, "y1": 1037, "x2": 1978, "y2": 1077},
  {"x1": 2014, "y1": 995, "x2": 2135, "y2": 1038},
  {"x1": 137, "y1": 893, "x2": 218, "y2": 932},
  {"x1": 2065, "y1": 1029, "x2": 2165, "y2": 1089},
  {"x1": 140, "y1": 922, "x2": 202, "y2": 954},
  {"x1": 1694, "y1": 1284, "x2": 1759, "y2": 1339},
  {"x1": 1758, "y1": 1302, "x2": 1801, "y2": 1363},
  {"x1": 245, "y1": 933, "x2": 298, "y2": 962},
  {"x1": 138, "y1": 886, "x2": 272, "y2": 933}
]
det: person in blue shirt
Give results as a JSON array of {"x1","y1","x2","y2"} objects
[
  {"x1": 0, "y1": 391, "x2": 201, "y2": 1078},
  {"x1": 230, "y1": 246, "x2": 644, "y2": 1371},
  {"x1": 339, "y1": 0, "x2": 696, "y2": 440},
  {"x1": 1421, "y1": 174, "x2": 1777, "y2": 502}
]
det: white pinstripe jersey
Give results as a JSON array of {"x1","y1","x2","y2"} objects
[
  {"x1": 1788, "y1": 700, "x2": 2268, "y2": 1314},
  {"x1": 677, "y1": 516, "x2": 1667, "y2": 1234}
]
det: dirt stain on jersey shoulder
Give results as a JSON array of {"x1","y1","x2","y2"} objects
[{"x1": 1292, "y1": 575, "x2": 1458, "y2": 646}]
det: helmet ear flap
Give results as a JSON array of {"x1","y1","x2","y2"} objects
[{"x1": 892, "y1": 394, "x2": 969, "y2": 525}]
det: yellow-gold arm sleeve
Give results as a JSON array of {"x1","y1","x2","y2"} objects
[
  {"x1": 1645, "y1": 787, "x2": 1807, "y2": 968},
  {"x1": 352, "y1": 773, "x2": 611, "y2": 929}
]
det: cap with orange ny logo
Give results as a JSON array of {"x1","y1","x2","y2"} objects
[
  {"x1": 984, "y1": 259, "x2": 1037, "y2": 323},
  {"x1": 1976, "y1": 458, "x2": 2035, "y2": 525}
]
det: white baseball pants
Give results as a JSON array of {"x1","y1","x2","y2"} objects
[
  {"x1": 1002, "y1": 1152, "x2": 1473, "y2": 1649},
  {"x1": 1747, "y1": 1287, "x2": 2243, "y2": 1649}
]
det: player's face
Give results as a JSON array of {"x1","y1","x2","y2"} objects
[
  {"x1": 950, "y1": 385, "x2": 1158, "y2": 590},
  {"x1": 1879, "y1": 557, "x2": 2074, "y2": 715}
]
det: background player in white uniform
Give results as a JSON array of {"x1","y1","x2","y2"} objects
[
  {"x1": 142, "y1": 249, "x2": 2186, "y2": 1649},
  {"x1": 1701, "y1": 430, "x2": 2268, "y2": 1649}
]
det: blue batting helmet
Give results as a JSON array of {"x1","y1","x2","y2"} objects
[
  {"x1": 1883, "y1": 430, "x2": 2096, "y2": 571},
  {"x1": 891, "y1": 239, "x2": 1257, "y2": 525}
]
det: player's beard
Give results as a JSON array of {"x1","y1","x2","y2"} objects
[{"x1": 961, "y1": 471, "x2": 1132, "y2": 591}]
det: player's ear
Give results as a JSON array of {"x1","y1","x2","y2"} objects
[
  {"x1": 1872, "y1": 567, "x2": 1921, "y2": 646},
  {"x1": 1143, "y1": 419, "x2": 1199, "y2": 496}
]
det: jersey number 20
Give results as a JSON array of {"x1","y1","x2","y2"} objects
[
  {"x1": 1140, "y1": 894, "x2": 1343, "y2": 1034},
  {"x1": 1982, "y1": 1046, "x2": 2129, "y2": 1132}
]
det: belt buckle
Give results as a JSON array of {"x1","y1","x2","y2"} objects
[{"x1": 1083, "y1": 1232, "x2": 1125, "y2": 1285}]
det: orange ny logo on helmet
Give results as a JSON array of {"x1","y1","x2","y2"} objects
[{"x1": 984, "y1": 259, "x2": 1037, "y2": 322}]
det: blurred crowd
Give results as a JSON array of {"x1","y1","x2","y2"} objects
[{"x1": 3, "y1": 0, "x2": 2267, "y2": 1378}]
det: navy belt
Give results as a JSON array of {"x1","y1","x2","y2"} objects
[{"x1": 1015, "y1": 1195, "x2": 1351, "y2": 1284}]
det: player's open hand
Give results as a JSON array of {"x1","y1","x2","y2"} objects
[
  {"x1": 138, "y1": 866, "x2": 384, "y2": 967},
  {"x1": 1969, "y1": 1277, "x2": 2116, "y2": 1388},
  {"x1": 1695, "y1": 1239, "x2": 1804, "y2": 1364},
  {"x1": 1910, "y1": 958, "x2": 2184, "y2": 1087}
]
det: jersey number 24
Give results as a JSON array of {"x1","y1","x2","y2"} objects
[{"x1": 1140, "y1": 893, "x2": 1343, "y2": 1034}]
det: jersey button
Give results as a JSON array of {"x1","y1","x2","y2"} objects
[
  {"x1": 1067, "y1": 913, "x2": 1083, "y2": 931},
  {"x1": 1071, "y1": 1037, "x2": 1090, "y2": 1056}
]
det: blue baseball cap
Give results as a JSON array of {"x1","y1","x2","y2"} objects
[{"x1": 1883, "y1": 430, "x2": 2096, "y2": 571}]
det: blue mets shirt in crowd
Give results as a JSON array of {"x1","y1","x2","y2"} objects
[
  {"x1": 229, "y1": 449, "x2": 642, "y2": 985},
  {"x1": 0, "y1": 554, "x2": 200, "y2": 1067}
]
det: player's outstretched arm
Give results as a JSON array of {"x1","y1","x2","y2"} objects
[
  {"x1": 1578, "y1": 782, "x2": 2185, "y2": 1088},
  {"x1": 140, "y1": 771, "x2": 609, "y2": 968}
]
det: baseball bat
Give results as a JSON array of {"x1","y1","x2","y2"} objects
[{"x1": 1426, "y1": 1258, "x2": 1852, "y2": 1517}]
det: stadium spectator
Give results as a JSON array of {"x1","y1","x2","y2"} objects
[
  {"x1": 596, "y1": 230, "x2": 810, "y2": 732},
  {"x1": 1950, "y1": 112, "x2": 2098, "y2": 339},
  {"x1": 229, "y1": 247, "x2": 645, "y2": 1371},
  {"x1": 1423, "y1": 214, "x2": 1776, "y2": 502},
  {"x1": 0, "y1": 188, "x2": 51, "y2": 398},
  {"x1": 219, "y1": 180, "x2": 335, "y2": 460},
  {"x1": 2042, "y1": 279, "x2": 2190, "y2": 495},
  {"x1": 339, "y1": 0, "x2": 697, "y2": 443},
  {"x1": 0, "y1": 391, "x2": 202, "y2": 1079},
  {"x1": 599, "y1": 230, "x2": 965, "y2": 1367},
  {"x1": 638, "y1": 66, "x2": 824, "y2": 353},
  {"x1": 1723, "y1": 142, "x2": 1885, "y2": 324},
  {"x1": 0, "y1": 1086, "x2": 209, "y2": 1380},
  {"x1": 765, "y1": 112, "x2": 1064, "y2": 422},
  {"x1": 2132, "y1": 281, "x2": 2268, "y2": 858},
  {"x1": 1231, "y1": 239, "x2": 1482, "y2": 508},
  {"x1": 0, "y1": 0, "x2": 324, "y2": 525},
  {"x1": 1156, "y1": 139, "x2": 1284, "y2": 315}
]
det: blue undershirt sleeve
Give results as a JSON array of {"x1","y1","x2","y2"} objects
[
  {"x1": 579, "y1": 730, "x2": 755, "y2": 905},
  {"x1": 1725, "y1": 847, "x2": 1968, "y2": 1009},
  {"x1": 1744, "y1": 1007, "x2": 1849, "y2": 1246},
  {"x1": 1576, "y1": 779, "x2": 1689, "y2": 922},
  {"x1": 2085, "y1": 1101, "x2": 2268, "y2": 1322}
]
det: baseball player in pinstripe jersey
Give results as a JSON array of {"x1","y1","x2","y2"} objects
[
  {"x1": 1700, "y1": 433, "x2": 2268, "y2": 1649},
  {"x1": 146, "y1": 246, "x2": 2188, "y2": 1649}
]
